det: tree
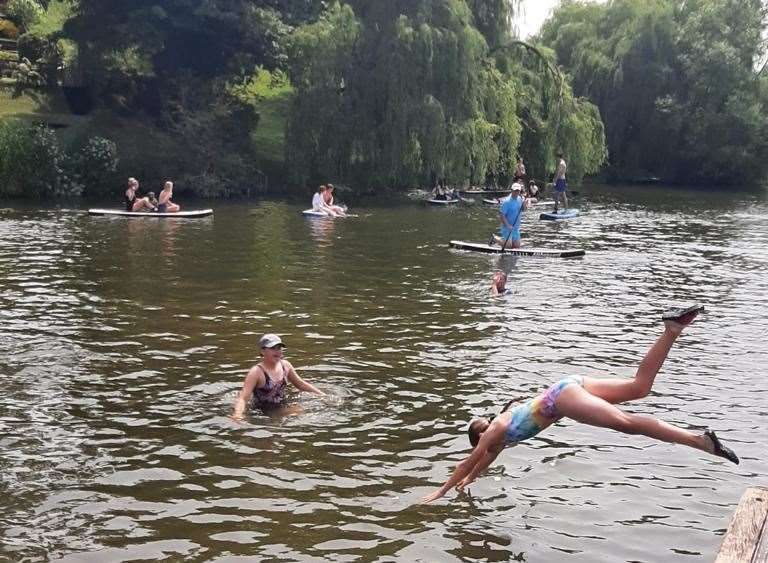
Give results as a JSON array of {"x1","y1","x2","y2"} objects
[{"x1": 539, "y1": 0, "x2": 768, "y2": 185}]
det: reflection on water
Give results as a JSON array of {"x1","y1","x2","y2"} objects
[{"x1": 0, "y1": 186, "x2": 767, "y2": 562}]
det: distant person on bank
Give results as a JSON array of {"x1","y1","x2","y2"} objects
[
  {"x1": 514, "y1": 158, "x2": 526, "y2": 182},
  {"x1": 491, "y1": 182, "x2": 530, "y2": 249},
  {"x1": 124, "y1": 177, "x2": 156, "y2": 212},
  {"x1": 553, "y1": 153, "x2": 568, "y2": 213},
  {"x1": 232, "y1": 334, "x2": 326, "y2": 419},
  {"x1": 158, "y1": 181, "x2": 180, "y2": 213}
]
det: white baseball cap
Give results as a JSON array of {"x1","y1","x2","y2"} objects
[{"x1": 259, "y1": 334, "x2": 285, "y2": 349}]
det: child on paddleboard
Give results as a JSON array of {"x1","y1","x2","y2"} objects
[{"x1": 421, "y1": 306, "x2": 739, "y2": 504}]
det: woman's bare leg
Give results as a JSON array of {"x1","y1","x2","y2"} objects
[
  {"x1": 582, "y1": 308, "x2": 700, "y2": 404},
  {"x1": 556, "y1": 384, "x2": 711, "y2": 452}
]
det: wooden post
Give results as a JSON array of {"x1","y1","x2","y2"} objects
[{"x1": 715, "y1": 487, "x2": 768, "y2": 563}]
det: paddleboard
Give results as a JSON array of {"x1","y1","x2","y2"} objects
[
  {"x1": 539, "y1": 209, "x2": 580, "y2": 221},
  {"x1": 427, "y1": 198, "x2": 460, "y2": 205},
  {"x1": 302, "y1": 209, "x2": 333, "y2": 217},
  {"x1": 302, "y1": 209, "x2": 356, "y2": 217},
  {"x1": 459, "y1": 189, "x2": 510, "y2": 196},
  {"x1": 449, "y1": 240, "x2": 585, "y2": 258},
  {"x1": 483, "y1": 198, "x2": 501, "y2": 205},
  {"x1": 88, "y1": 208, "x2": 213, "y2": 218}
]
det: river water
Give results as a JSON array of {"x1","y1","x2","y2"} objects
[{"x1": 0, "y1": 185, "x2": 766, "y2": 562}]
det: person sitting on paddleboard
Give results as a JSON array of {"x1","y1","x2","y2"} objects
[
  {"x1": 147, "y1": 191, "x2": 159, "y2": 210},
  {"x1": 312, "y1": 185, "x2": 340, "y2": 216},
  {"x1": 490, "y1": 271, "x2": 508, "y2": 296},
  {"x1": 431, "y1": 180, "x2": 450, "y2": 201},
  {"x1": 527, "y1": 180, "x2": 540, "y2": 200},
  {"x1": 124, "y1": 177, "x2": 156, "y2": 212},
  {"x1": 323, "y1": 184, "x2": 347, "y2": 216},
  {"x1": 158, "y1": 181, "x2": 180, "y2": 213},
  {"x1": 420, "y1": 306, "x2": 739, "y2": 504},
  {"x1": 232, "y1": 334, "x2": 326, "y2": 420},
  {"x1": 491, "y1": 182, "x2": 530, "y2": 249}
]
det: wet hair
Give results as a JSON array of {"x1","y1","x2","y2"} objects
[
  {"x1": 468, "y1": 418, "x2": 489, "y2": 448},
  {"x1": 319, "y1": 185, "x2": 327, "y2": 192}
]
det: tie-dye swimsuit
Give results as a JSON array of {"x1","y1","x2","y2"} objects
[{"x1": 504, "y1": 376, "x2": 584, "y2": 444}]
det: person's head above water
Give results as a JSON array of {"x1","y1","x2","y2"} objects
[
  {"x1": 492, "y1": 271, "x2": 507, "y2": 291},
  {"x1": 259, "y1": 333, "x2": 285, "y2": 361},
  {"x1": 468, "y1": 417, "x2": 492, "y2": 447}
]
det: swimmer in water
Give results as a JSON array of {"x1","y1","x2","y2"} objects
[
  {"x1": 490, "y1": 271, "x2": 507, "y2": 296},
  {"x1": 232, "y1": 334, "x2": 326, "y2": 420},
  {"x1": 421, "y1": 306, "x2": 739, "y2": 504}
]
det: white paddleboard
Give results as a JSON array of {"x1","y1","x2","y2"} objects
[{"x1": 88, "y1": 208, "x2": 213, "y2": 218}]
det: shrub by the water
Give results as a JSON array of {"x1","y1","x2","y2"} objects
[
  {"x1": 0, "y1": 120, "x2": 65, "y2": 196},
  {"x1": 5, "y1": 0, "x2": 43, "y2": 29},
  {"x1": 72, "y1": 136, "x2": 118, "y2": 196},
  {"x1": 0, "y1": 120, "x2": 118, "y2": 198}
]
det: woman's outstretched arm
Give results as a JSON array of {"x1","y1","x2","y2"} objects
[
  {"x1": 420, "y1": 422, "x2": 506, "y2": 504},
  {"x1": 456, "y1": 447, "x2": 504, "y2": 491},
  {"x1": 285, "y1": 362, "x2": 325, "y2": 396}
]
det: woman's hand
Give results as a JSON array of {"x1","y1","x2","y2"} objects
[
  {"x1": 420, "y1": 489, "x2": 445, "y2": 504},
  {"x1": 455, "y1": 476, "x2": 473, "y2": 492}
]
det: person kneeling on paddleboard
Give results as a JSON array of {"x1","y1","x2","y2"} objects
[
  {"x1": 421, "y1": 306, "x2": 739, "y2": 504},
  {"x1": 490, "y1": 182, "x2": 530, "y2": 249}
]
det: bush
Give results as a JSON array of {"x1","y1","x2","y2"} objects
[
  {"x1": 0, "y1": 120, "x2": 83, "y2": 197},
  {"x1": 72, "y1": 136, "x2": 119, "y2": 195},
  {"x1": 0, "y1": 18, "x2": 21, "y2": 39},
  {"x1": 18, "y1": 31, "x2": 60, "y2": 63},
  {"x1": 5, "y1": 0, "x2": 43, "y2": 29}
]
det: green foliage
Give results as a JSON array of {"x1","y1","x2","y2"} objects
[
  {"x1": 71, "y1": 136, "x2": 119, "y2": 195},
  {"x1": 6, "y1": 0, "x2": 44, "y2": 29},
  {"x1": 230, "y1": 67, "x2": 295, "y2": 170},
  {"x1": 539, "y1": 0, "x2": 768, "y2": 185},
  {"x1": 286, "y1": 0, "x2": 552, "y2": 190},
  {"x1": 28, "y1": 0, "x2": 72, "y2": 36},
  {"x1": 0, "y1": 120, "x2": 78, "y2": 197}
]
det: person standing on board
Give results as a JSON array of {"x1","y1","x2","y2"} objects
[
  {"x1": 553, "y1": 152, "x2": 568, "y2": 213},
  {"x1": 420, "y1": 306, "x2": 740, "y2": 504},
  {"x1": 491, "y1": 182, "x2": 530, "y2": 249},
  {"x1": 157, "y1": 181, "x2": 180, "y2": 213},
  {"x1": 124, "y1": 177, "x2": 155, "y2": 212},
  {"x1": 232, "y1": 334, "x2": 326, "y2": 419}
]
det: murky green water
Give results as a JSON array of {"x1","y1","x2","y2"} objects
[{"x1": 1, "y1": 185, "x2": 767, "y2": 562}]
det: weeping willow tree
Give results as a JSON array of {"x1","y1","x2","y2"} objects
[{"x1": 286, "y1": 0, "x2": 606, "y2": 190}]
